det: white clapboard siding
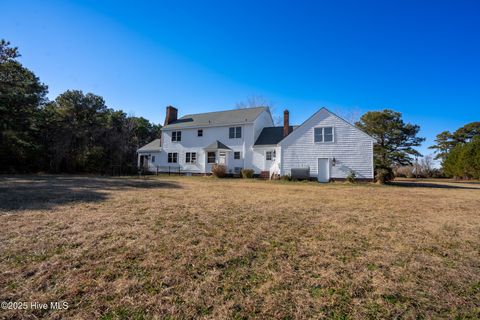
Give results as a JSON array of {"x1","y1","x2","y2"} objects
[
  {"x1": 279, "y1": 108, "x2": 375, "y2": 179},
  {"x1": 156, "y1": 109, "x2": 273, "y2": 173}
]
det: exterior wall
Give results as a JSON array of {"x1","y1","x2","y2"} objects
[
  {"x1": 252, "y1": 110, "x2": 274, "y2": 142},
  {"x1": 248, "y1": 110, "x2": 274, "y2": 173},
  {"x1": 280, "y1": 109, "x2": 374, "y2": 179},
  {"x1": 251, "y1": 146, "x2": 280, "y2": 173},
  {"x1": 157, "y1": 121, "x2": 259, "y2": 173},
  {"x1": 137, "y1": 151, "x2": 163, "y2": 172}
]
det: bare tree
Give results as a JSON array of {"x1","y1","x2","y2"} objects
[
  {"x1": 236, "y1": 95, "x2": 282, "y2": 126},
  {"x1": 334, "y1": 106, "x2": 362, "y2": 124},
  {"x1": 236, "y1": 95, "x2": 271, "y2": 109},
  {"x1": 419, "y1": 154, "x2": 435, "y2": 177}
]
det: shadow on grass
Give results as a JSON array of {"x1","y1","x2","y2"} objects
[
  {"x1": 0, "y1": 175, "x2": 181, "y2": 212},
  {"x1": 388, "y1": 180, "x2": 480, "y2": 190}
]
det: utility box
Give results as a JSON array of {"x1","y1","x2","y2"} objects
[{"x1": 291, "y1": 167, "x2": 310, "y2": 180}]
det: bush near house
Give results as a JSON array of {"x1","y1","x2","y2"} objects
[
  {"x1": 346, "y1": 170, "x2": 357, "y2": 183},
  {"x1": 211, "y1": 164, "x2": 227, "y2": 178},
  {"x1": 375, "y1": 166, "x2": 394, "y2": 184},
  {"x1": 241, "y1": 168, "x2": 254, "y2": 178}
]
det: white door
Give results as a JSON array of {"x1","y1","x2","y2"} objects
[
  {"x1": 218, "y1": 152, "x2": 226, "y2": 165},
  {"x1": 317, "y1": 158, "x2": 330, "y2": 182},
  {"x1": 264, "y1": 150, "x2": 274, "y2": 170}
]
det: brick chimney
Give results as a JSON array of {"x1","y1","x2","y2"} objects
[
  {"x1": 164, "y1": 106, "x2": 178, "y2": 125},
  {"x1": 283, "y1": 109, "x2": 290, "y2": 137}
]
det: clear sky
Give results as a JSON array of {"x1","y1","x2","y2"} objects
[{"x1": 2, "y1": 0, "x2": 479, "y2": 157}]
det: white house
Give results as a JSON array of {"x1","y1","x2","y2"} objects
[{"x1": 137, "y1": 106, "x2": 375, "y2": 181}]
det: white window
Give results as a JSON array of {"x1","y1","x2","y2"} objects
[
  {"x1": 151, "y1": 156, "x2": 155, "y2": 162},
  {"x1": 229, "y1": 126, "x2": 242, "y2": 139},
  {"x1": 314, "y1": 127, "x2": 334, "y2": 143},
  {"x1": 207, "y1": 152, "x2": 216, "y2": 163},
  {"x1": 266, "y1": 151, "x2": 273, "y2": 161},
  {"x1": 197, "y1": 129, "x2": 203, "y2": 137},
  {"x1": 186, "y1": 152, "x2": 197, "y2": 163},
  {"x1": 234, "y1": 151, "x2": 241, "y2": 160},
  {"x1": 172, "y1": 131, "x2": 182, "y2": 142},
  {"x1": 168, "y1": 152, "x2": 178, "y2": 163}
]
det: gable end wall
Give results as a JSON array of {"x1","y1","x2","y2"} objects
[{"x1": 280, "y1": 109, "x2": 374, "y2": 179}]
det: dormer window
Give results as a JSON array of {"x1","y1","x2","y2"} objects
[
  {"x1": 314, "y1": 127, "x2": 334, "y2": 143},
  {"x1": 172, "y1": 131, "x2": 182, "y2": 142},
  {"x1": 229, "y1": 126, "x2": 242, "y2": 139}
]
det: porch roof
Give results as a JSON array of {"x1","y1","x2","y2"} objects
[
  {"x1": 137, "y1": 139, "x2": 162, "y2": 152},
  {"x1": 204, "y1": 140, "x2": 232, "y2": 151}
]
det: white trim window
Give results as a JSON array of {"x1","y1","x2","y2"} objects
[
  {"x1": 186, "y1": 152, "x2": 197, "y2": 163},
  {"x1": 314, "y1": 127, "x2": 334, "y2": 143},
  {"x1": 229, "y1": 126, "x2": 242, "y2": 139},
  {"x1": 172, "y1": 131, "x2": 182, "y2": 142},
  {"x1": 197, "y1": 129, "x2": 203, "y2": 137},
  {"x1": 234, "y1": 151, "x2": 241, "y2": 160},
  {"x1": 266, "y1": 151, "x2": 273, "y2": 161},
  {"x1": 167, "y1": 152, "x2": 178, "y2": 163},
  {"x1": 207, "y1": 152, "x2": 216, "y2": 163}
]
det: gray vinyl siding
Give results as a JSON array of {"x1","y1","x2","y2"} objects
[{"x1": 280, "y1": 109, "x2": 374, "y2": 179}]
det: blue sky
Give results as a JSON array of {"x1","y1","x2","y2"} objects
[{"x1": 1, "y1": 0, "x2": 479, "y2": 157}]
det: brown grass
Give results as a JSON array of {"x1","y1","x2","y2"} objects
[{"x1": 1, "y1": 175, "x2": 479, "y2": 319}]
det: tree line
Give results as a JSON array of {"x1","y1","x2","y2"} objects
[
  {"x1": 0, "y1": 40, "x2": 160, "y2": 174},
  {"x1": 1, "y1": 39, "x2": 478, "y2": 179},
  {"x1": 430, "y1": 122, "x2": 480, "y2": 179}
]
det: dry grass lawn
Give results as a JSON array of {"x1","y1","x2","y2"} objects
[{"x1": 1, "y1": 175, "x2": 479, "y2": 319}]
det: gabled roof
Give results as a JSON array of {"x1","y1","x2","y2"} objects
[
  {"x1": 279, "y1": 107, "x2": 376, "y2": 146},
  {"x1": 163, "y1": 107, "x2": 269, "y2": 129},
  {"x1": 204, "y1": 140, "x2": 232, "y2": 150},
  {"x1": 137, "y1": 139, "x2": 161, "y2": 152},
  {"x1": 254, "y1": 126, "x2": 298, "y2": 146}
]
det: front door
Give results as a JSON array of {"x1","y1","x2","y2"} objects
[
  {"x1": 218, "y1": 152, "x2": 226, "y2": 165},
  {"x1": 317, "y1": 158, "x2": 330, "y2": 182}
]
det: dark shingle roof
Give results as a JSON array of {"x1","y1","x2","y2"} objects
[
  {"x1": 204, "y1": 140, "x2": 232, "y2": 150},
  {"x1": 254, "y1": 126, "x2": 297, "y2": 146},
  {"x1": 163, "y1": 107, "x2": 269, "y2": 129}
]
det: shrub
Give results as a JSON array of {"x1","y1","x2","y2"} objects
[
  {"x1": 211, "y1": 164, "x2": 227, "y2": 178},
  {"x1": 346, "y1": 170, "x2": 357, "y2": 183},
  {"x1": 375, "y1": 167, "x2": 394, "y2": 184},
  {"x1": 281, "y1": 174, "x2": 292, "y2": 181},
  {"x1": 241, "y1": 168, "x2": 254, "y2": 178},
  {"x1": 394, "y1": 165, "x2": 415, "y2": 178}
]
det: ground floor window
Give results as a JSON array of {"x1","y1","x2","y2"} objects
[
  {"x1": 186, "y1": 152, "x2": 197, "y2": 163},
  {"x1": 151, "y1": 156, "x2": 155, "y2": 162},
  {"x1": 207, "y1": 152, "x2": 216, "y2": 163},
  {"x1": 168, "y1": 152, "x2": 178, "y2": 163},
  {"x1": 266, "y1": 151, "x2": 273, "y2": 161}
]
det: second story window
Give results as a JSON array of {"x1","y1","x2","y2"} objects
[
  {"x1": 229, "y1": 126, "x2": 242, "y2": 139},
  {"x1": 197, "y1": 129, "x2": 203, "y2": 137},
  {"x1": 234, "y1": 151, "x2": 241, "y2": 160},
  {"x1": 172, "y1": 131, "x2": 182, "y2": 142}
]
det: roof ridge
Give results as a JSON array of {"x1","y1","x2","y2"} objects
[{"x1": 180, "y1": 106, "x2": 268, "y2": 119}]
